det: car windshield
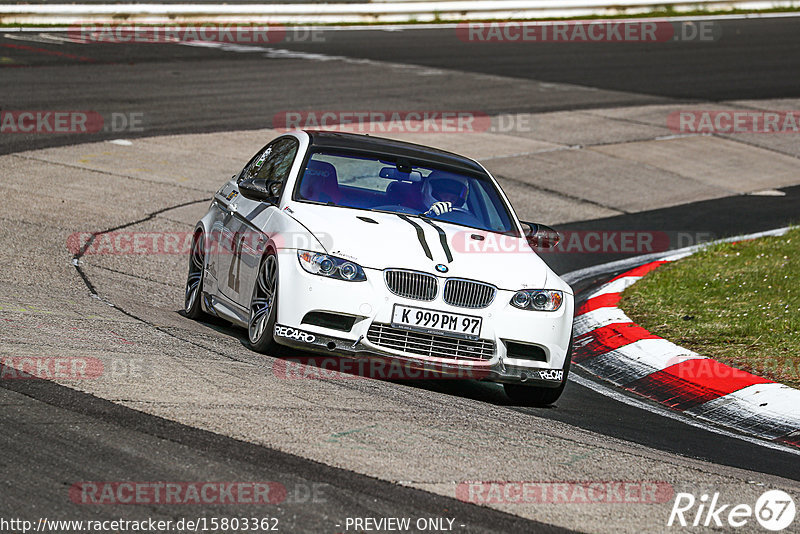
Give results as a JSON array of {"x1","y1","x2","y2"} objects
[{"x1": 294, "y1": 150, "x2": 518, "y2": 234}]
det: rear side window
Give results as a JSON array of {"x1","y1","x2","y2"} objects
[{"x1": 240, "y1": 137, "x2": 299, "y2": 185}]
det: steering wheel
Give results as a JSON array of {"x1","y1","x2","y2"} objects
[
  {"x1": 423, "y1": 203, "x2": 470, "y2": 217},
  {"x1": 424, "y1": 206, "x2": 482, "y2": 227}
]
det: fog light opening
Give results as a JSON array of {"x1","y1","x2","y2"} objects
[
  {"x1": 520, "y1": 372, "x2": 528, "y2": 383},
  {"x1": 326, "y1": 342, "x2": 337, "y2": 351}
]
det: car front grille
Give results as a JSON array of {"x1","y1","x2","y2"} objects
[
  {"x1": 443, "y1": 279, "x2": 497, "y2": 309},
  {"x1": 384, "y1": 269, "x2": 438, "y2": 301},
  {"x1": 367, "y1": 323, "x2": 495, "y2": 361}
]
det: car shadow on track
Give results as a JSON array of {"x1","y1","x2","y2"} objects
[{"x1": 179, "y1": 311, "x2": 562, "y2": 409}]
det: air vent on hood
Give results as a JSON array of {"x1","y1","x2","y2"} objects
[{"x1": 357, "y1": 216, "x2": 378, "y2": 224}]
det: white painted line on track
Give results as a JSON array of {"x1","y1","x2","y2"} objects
[
  {"x1": 582, "y1": 338, "x2": 704, "y2": 384},
  {"x1": 749, "y1": 189, "x2": 787, "y2": 196},
  {"x1": 687, "y1": 383, "x2": 800, "y2": 440},
  {"x1": 584, "y1": 275, "x2": 641, "y2": 299},
  {"x1": 37, "y1": 32, "x2": 90, "y2": 44},
  {"x1": 3, "y1": 32, "x2": 61, "y2": 44},
  {"x1": 569, "y1": 373, "x2": 800, "y2": 456},
  {"x1": 574, "y1": 307, "x2": 631, "y2": 335},
  {"x1": 177, "y1": 39, "x2": 451, "y2": 77}
]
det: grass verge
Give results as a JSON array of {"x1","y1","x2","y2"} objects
[{"x1": 619, "y1": 227, "x2": 800, "y2": 389}]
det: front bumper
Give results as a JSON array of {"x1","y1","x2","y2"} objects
[
  {"x1": 273, "y1": 324, "x2": 565, "y2": 387},
  {"x1": 273, "y1": 253, "x2": 573, "y2": 386}
]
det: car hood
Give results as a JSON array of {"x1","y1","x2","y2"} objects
[{"x1": 286, "y1": 202, "x2": 564, "y2": 292}]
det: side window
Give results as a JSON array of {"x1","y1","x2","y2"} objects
[
  {"x1": 471, "y1": 180, "x2": 511, "y2": 233},
  {"x1": 240, "y1": 138, "x2": 299, "y2": 188}
]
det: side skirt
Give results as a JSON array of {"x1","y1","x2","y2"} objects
[{"x1": 204, "y1": 292, "x2": 250, "y2": 327}]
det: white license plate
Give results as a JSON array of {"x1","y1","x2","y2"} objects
[{"x1": 391, "y1": 304, "x2": 482, "y2": 338}]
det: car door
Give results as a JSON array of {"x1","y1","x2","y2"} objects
[
  {"x1": 220, "y1": 137, "x2": 299, "y2": 307},
  {"x1": 204, "y1": 176, "x2": 241, "y2": 298}
]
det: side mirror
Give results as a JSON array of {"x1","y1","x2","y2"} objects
[
  {"x1": 522, "y1": 222, "x2": 560, "y2": 249},
  {"x1": 239, "y1": 178, "x2": 281, "y2": 203}
]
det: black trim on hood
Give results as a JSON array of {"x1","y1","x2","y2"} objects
[
  {"x1": 397, "y1": 214, "x2": 433, "y2": 260},
  {"x1": 421, "y1": 218, "x2": 453, "y2": 263}
]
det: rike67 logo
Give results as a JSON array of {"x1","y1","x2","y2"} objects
[{"x1": 668, "y1": 490, "x2": 796, "y2": 531}]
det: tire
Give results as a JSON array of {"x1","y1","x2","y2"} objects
[
  {"x1": 184, "y1": 231, "x2": 207, "y2": 320},
  {"x1": 503, "y1": 335, "x2": 573, "y2": 407},
  {"x1": 248, "y1": 252, "x2": 279, "y2": 353}
]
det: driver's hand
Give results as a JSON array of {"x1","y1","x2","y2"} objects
[{"x1": 425, "y1": 201, "x2": 453, "y2": 217}]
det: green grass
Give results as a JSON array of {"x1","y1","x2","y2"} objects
[{"x1": 619, "y1": 227, "x2": 800, "y2": 389}]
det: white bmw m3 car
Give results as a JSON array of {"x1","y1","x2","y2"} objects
[{"x1": 185, "y1": 130, "x2": 574, "y2": 405}]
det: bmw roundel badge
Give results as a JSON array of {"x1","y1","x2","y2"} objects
[{"x1": 435, "y1": 264, "x2": 449, "y2": 273}]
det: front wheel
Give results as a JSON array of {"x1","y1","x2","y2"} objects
[
  {"x1": 503, "y1": 336, "x2": 572, "y2": 406},
  {"x1": 184, "y1": 231, "x2": 206, "y2": 320},
  {"x1": 248, "y1": 253, "x2": 279, "y2": 353}
]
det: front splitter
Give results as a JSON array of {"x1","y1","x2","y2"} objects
[{"x1": 273, "y1": 324, "x2": 563, "y2": 387}]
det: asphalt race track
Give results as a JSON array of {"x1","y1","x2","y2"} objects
[
  {"x1": 1, "y1": 16, "x2": 800, "y2": 533},
  {"x1": 3, "y1": 17, "x2": 800, "y2": 155}
]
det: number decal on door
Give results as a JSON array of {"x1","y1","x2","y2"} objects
[{"x1": 227, "y1": 232, "x2": 246, "y2": 293}]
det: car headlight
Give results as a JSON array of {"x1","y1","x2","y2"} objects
[
  {"x1": 510, "y1": 290, "x2": 563, "y2": 311},
  {"x1": 297, "y1": 250, "x2": 366, "y2": 282}
]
